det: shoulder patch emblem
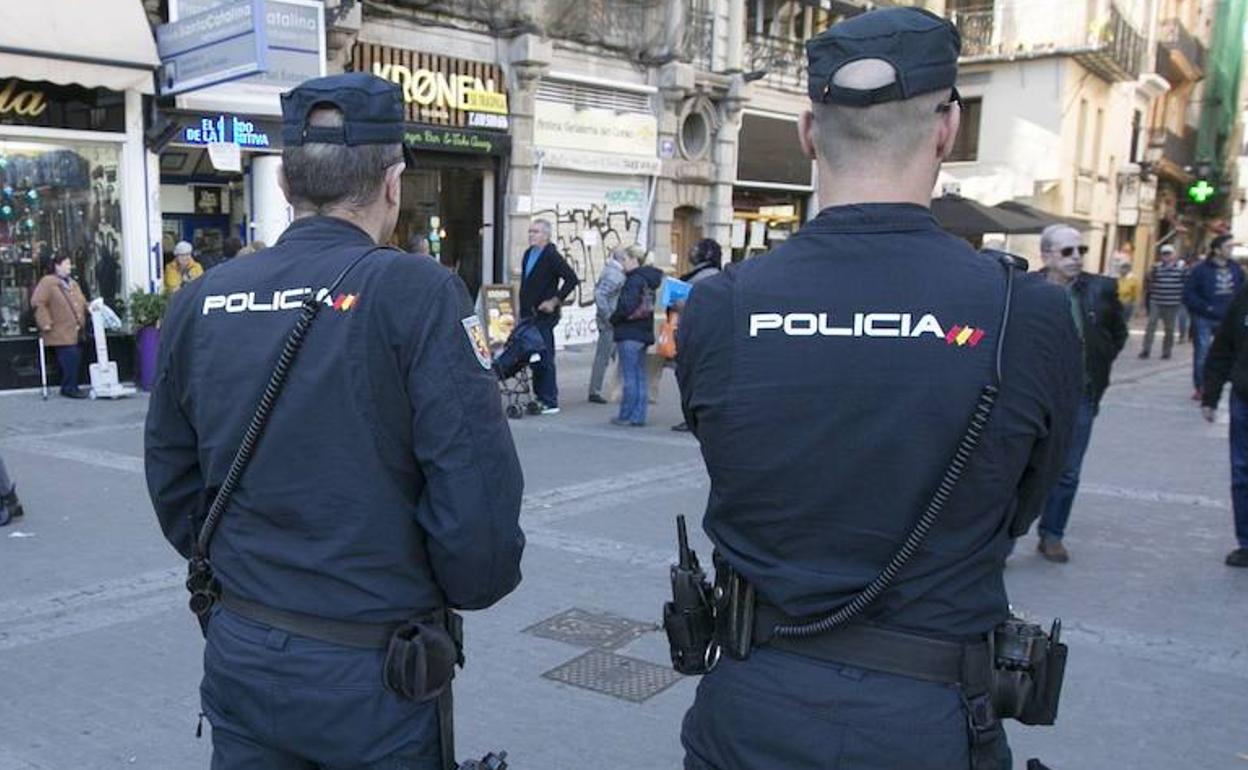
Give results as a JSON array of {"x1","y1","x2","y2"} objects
[{"x1": 462, "y1": 315, "x2": 493, "y2": 370}]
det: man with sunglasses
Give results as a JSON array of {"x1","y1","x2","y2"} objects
[{"x1": 1034, "y1": 225, "x2": 1128, "y2": 562}]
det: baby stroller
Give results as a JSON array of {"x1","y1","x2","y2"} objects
[{"x1": 493, "y1": 317, "x2": 546, "y2": 419}]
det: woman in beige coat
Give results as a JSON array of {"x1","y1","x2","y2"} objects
[{"x1": 31, "y1": 255, "x2": 88, "y2": 398}]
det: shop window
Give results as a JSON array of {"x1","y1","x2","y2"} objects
[
  {"x1": 0, "y1": 139, "x2": 122, "y2": 338},
  {"x1": 948, "y1": 97, "x2": 982, "y2": 162}
]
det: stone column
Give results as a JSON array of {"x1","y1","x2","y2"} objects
[
  {"x1": 656, "y1": 62, "x2": 695, "y2": 266},
  {"x1": 505, "y1": 34, "x2": 553, "y2": 280},
  {"x1": 708, "y1": 75, "x2": 750, "y2": 245}
]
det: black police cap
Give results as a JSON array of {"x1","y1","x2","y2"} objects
[
  {"x1": 806, "y1": 7, "x2": 961, "y2": 107},
  {"x1": 281, "y1": 72, "x2": 405, "y2": 147}
]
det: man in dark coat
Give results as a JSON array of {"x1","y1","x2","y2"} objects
[
  {"x1": 1034, "y1": 223, "x2": 1128, "y2": 562},
  {"x1": 518, "y1": 218, "x2": 579, "y2": 413}
]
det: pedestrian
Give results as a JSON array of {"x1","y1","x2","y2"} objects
[
  {"x1": 589, "y1": 247, "x2": 626, "y2": 404},
  {"x1": 30, "y1": 254, "x2": 88, "y2": 399},
  {"x1": 408, "y1": 231, "x2": 432, "y2": 258},
  {"x1": 144, "y1": 72, "x2": 525, "y2": 770},
  {"x1": 1200, "y1": 282, "x2": 1248, "y2": 568},
  {"x1": 1034, "y1": 224, "x2": 1128, "y2": 562},
  {"x1": 670, "y1": 238, "x2": 723, "y2": 432},
  {"x1": 1117, "y1": 259, "x2": 1141, "y2": 325},
  {"x1": 609, "y1": 244, "x2": 662, "y2": 427},
  {"x1": 1185, "y1": 234, "x2": 1244, "y2": 400},
  {"x1": 0, "y1": 452, "x2": 24, "y2": 527},
  {"x1": 518, "y1": 218, "x2": 579, "y2": 414},
  {"x1": 1139, "y1": 244, "x2": 1185, "y2": 359},
  {"x1": 163, "y1": 241, "x2": 204, "y2": 293},
  {"x1": 674, "y1": 9, "x2": 1081, "y2": 769},
  {"x1": 221, "y1": 236, "x2": 243, "y2": 267}
]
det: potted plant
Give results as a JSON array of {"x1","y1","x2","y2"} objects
[{"x1": 128, "y1": 288, "x2": 167, "y2": 392}]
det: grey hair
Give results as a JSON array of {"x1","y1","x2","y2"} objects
[
  {"x1": 532, "y1": 219, "x2": 553, "y2": 237},
  {"x1": 281, "y1": 106, "x2": 402, "y2": 214},
  {"x1": 1040, "y1": 224, "x2": 1079, "y2": 254}
]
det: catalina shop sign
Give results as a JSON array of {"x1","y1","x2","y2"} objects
[{"x1": 182, "y1": 114, "x2": 274, "y2": 147}]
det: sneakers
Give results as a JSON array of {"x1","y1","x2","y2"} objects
[
  {"x1": 1138, "y1": 351, "x2": 1150, "y2": 359},
  {"x1": 539, "y1": 404, "x2": 561, "y2": 415},
  {"x1": 0, "y1": 488, "x2": 20, "y2": 527},
  {"x1": 671, "y1": 422, "x2": 691, "y2": 432},
  {"x1": 1161, "y1": 353, "x2": 1171, "y2": 360},
  {"x1": 1037, "y1": 537, "x2": 1069, "y2": 563},
  {"x1": 1226, "y1": 548, "x2": 1248, "y2": 568},
  {"x1": 588, "y1": 394, "x2": 608, "y2": 404}
]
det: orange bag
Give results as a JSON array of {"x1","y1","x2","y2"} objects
[{"x1": 656, "y1": 310, "x2": 679, "y2": 360}]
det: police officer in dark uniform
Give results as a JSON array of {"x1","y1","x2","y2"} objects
[
  {"x1": 674, "y1": 9, "x2": 1081, "y2": 769},
  {"x1": 144, "y1": 73, "x2": 525, "y2": 769}
]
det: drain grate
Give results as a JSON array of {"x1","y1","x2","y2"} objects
[
  {"x1": 524, "y1": 607, "x2": 658, "y2": 650},
  {"x1": 542, "y1": 649, "x2": 683, "y2": 703}
]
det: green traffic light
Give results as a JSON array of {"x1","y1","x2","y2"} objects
[{"x1": 1188, "y1": 179, "x2": 1215, "y2": 204}]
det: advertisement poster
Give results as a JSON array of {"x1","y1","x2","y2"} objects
[{"x1": 482, "y1": 283, "x2": 517, "y2": 347}]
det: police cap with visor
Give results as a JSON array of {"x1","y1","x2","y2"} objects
[
  {"x1": 807, "y1": 7, "x2": 961, "y2": 107},
  {"x1": 280, "y1": 72, "x2": 415, "y2": 164}
]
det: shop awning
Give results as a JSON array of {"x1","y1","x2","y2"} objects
[
  {"x1": 0, "y1": 0, "x2": 159, "y2": 94},
  {"x1": 931, "y1": 194, "x2": 1051, "y2": 236}
]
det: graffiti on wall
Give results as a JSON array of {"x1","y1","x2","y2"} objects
[{"x1": 532, "y1": 200, "x2": 642, "y2": 346}]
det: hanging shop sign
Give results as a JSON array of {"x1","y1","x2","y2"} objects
[
  {"x1": 0, "y1": 79, "x2": 125, "y2": 132},
  {"x1": 193, "y1": 185, "x2": 225, "y2": 214},
  {"x1": 175, "y1": 113, "x2": 281, "y2": 148},
  {"x1": 349, "y1": 43, "x2": 510, "y2": 131},
  {"x1": 157, "y1": 0, "x2": 267, "y2": 96}
]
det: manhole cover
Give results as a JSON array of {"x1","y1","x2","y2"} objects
[
  {"x1": 524, "y1": 608, "x2": 657, "y2": 650},
  {"x1": 542, "y1": 650, "x2": 683, "y2": 703}
]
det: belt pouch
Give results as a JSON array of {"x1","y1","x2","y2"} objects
[
  {"x1": 1018, "y1": 638, "x2": 1067, "y2": 725},
  {"x1": 383, "y1": 618, "x2": 459, "y2": 702}
]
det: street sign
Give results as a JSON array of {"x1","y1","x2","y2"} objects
[
  {"x1": 175, "y1": 0, "x2": 324, "y2": 90},
  {"x1": 157, "y1": 0, "x2": 268, "y2": 97}
]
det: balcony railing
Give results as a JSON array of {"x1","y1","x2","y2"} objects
[
  {"x1": 946, "y1": 2, "x2": 1143, "y2": 81},
  {"x1": 744, "y1": 34, "x2": 805, "y2": 90},
  {"x1": 1157, "y1": 17, "x2": 1205, "y2": 81}
]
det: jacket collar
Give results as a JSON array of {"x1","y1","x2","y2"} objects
[
  {"x1": 807, "y1": 202, "x2": 939, "y2": 233},
  {"x1": 277, "y1": 215, "x2": 376, "y2": 247}
]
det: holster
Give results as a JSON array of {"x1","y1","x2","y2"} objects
[{"x1": 382, "y1": 610, "x2": 465, "y2": 703}]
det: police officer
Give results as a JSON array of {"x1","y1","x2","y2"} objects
[
  {"x1": 675, "y1": 9, "x2": 1081, "y2": 770},
  {"x1": 144, "y1": 73, "x2": 525, "y2": 769}
]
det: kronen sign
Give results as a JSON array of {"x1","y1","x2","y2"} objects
[{"x1": 371, "y1": 62, "x2": 508, "y2": 117}]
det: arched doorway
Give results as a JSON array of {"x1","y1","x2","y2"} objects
[{"x1": 672, "y1": 206, "x2": 704, "y2": 275}]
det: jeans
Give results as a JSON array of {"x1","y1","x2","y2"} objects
[
  {"x1": 589, "y1": 322, "x2": 615, "y2": 398},
  {"x1": 1193, "y1": 315, "x2": 1219, "y2": 390},
  {"x1": 529, "y1": 315, "x2": 558, "y2": 407},
  {"x1": 0, "y1": 453, "x2": 12, "y2": 498},
  {"x1": 1141, "y1": 303, "x2": 1178, "y2": 357},
  {"x1": 1038, "y1": 395, "x2": 1097, "y2": 541},
  {"x1": 1178, "y1": 304, "x2": 1189, "y2": 340},
  {"x1": 1229, "y1": 394, "x2": 1248, "y2": 549},
  {"x1": 1122, "y1": 302, "x2": 1135, "y2": 326},
  {"x1": 617, "y1": 340, "x2": 648, "y2": 425},
  {"x1": 53, "y1": 344, "x2": 81, "y2": 395}
]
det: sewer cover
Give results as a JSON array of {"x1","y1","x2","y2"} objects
[
  {"x1": 542, "y1": 650, "x2": 683, "y2": 703},
  {"x1": 524, "y1": 607, "x2": 657, "y2": 650}
]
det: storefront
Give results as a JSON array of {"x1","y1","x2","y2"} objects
[
  {"x1": 349, "y1": 42, "x2": 511, "y2": 299},
  {"x1": 732, "y1": 110, "x2": 815, "y2": 261},
  {"x1": 157, "y1": 111, "x2": 286, "y2": 264},
  {"x1": 0, "y1": 0, "x2": 158, "y2": 388},
  {"x1": 530, "y1": 76, "x2": 660, "y2": 346}
]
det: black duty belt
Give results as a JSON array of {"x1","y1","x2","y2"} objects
[
  {"x1": 752, "y1": 603, "x2": 991, "y2": 692},
  {"x1": 221, "y1": 591, "x2": 405, "y2": 650}
]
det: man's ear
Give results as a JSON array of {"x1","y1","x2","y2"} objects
[
  {"x1": 385, "y1": 164, "x2": 404, "y2": 206},
  {"x1": 936, "y1": 106, "x2": 962, "y2": 161},
  {"x1": 798, "y1": 110, "x2": 818, "y2": 161}
]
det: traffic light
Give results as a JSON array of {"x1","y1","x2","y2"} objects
[{"x1": 1188, "y1": 179, "x2": 1216, "y2": 204}]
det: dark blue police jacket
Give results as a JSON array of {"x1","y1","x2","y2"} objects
[
  {"x1": 676, "y1": 203, "x2": 1082, "y2": 641},
  {"x1": 145, "y1": 215, "x2": 525, "y2": 623}
]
